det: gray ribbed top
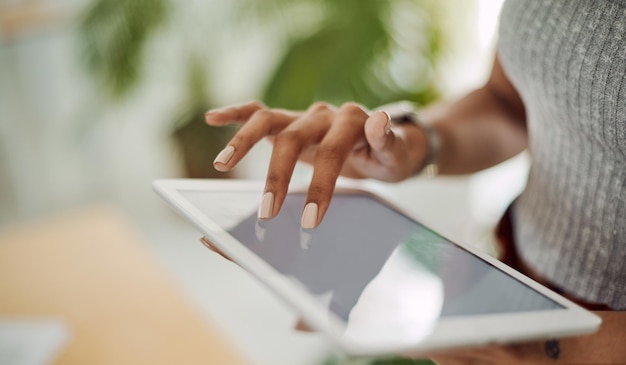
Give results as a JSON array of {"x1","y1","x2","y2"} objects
[{"x1": 498, "y1": 0, "x2": 626, "y2": 309}]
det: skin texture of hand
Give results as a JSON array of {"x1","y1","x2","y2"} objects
[
  {"x1": 205, "y1": 101, "x2": 429, "y2": 228},
  {"x1": 206, "y1": 57, "x2": 528, "y2": 229}
]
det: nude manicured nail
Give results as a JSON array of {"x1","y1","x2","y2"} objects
[
  {"x1": 258, "y1": 192, "x2": 274, "y2": 219},
  {"x1": 382, "y1": 111, "x2": 392, "y2": 135},
  {"x1": 301, "y1": 203, "x2": 318, "y2": 229},
  {"x1": 213, "y1": 146, "x2": 234, "y2": 165}
]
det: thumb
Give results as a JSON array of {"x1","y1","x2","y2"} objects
[
  {"x1": 362, "y1": 110, "x2": 423, "y2": 181},
  {"x1": 293, "y1": 318, "x2": 315, "y2": 332},
  {"x1": 364, "y1": 111, "x2": 396, "y2": 153}
]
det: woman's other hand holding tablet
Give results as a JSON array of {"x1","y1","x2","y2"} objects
[
  {"x1": 205, "y1": 101, "x2": 429, "y2": 229},
  {"x1": 199, "y1": 237, "x2": 626, "y2": 365}
]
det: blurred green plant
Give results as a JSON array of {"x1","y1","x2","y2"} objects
[
  {"x1": 80, "y1": 0, "x2": 169, "y2": 97},
  {"x1": 79, "y1": 3, "x2": 442, "y2": 362},
  {"x1": 247, "y1": 0, "x2": 443, "y2": 110},
  {"x1": 79, "y1": 0, "x2": 445, "y2": 178},
  {"x1": 171, "y1": 57, "x2": 237, "y2": 179}
]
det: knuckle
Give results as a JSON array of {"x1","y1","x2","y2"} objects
[
  {"x1": 251, "y1": 108, "x2": 274, "y2": 121},
  {"x1": 340, "y1": 102, "x2": 366, "y2": 116},
  {"x1": 275, "y1": 129, "x2": 302, "y2": 145},
  {"x1": 309, "y1": 101, "x2": 331, "y2": 112},
  {"x1": 249, "y1": 100, "x2": 265, "y2": 110},
  {"x1": 230, "y1": 132, "x2": 253, "y2": 147},
  {"x1": 317, "y1": 143, "x2": 347, "y2": 161},
  {"x1": 308, "y1": 183, "x2": 331, "y2": 198},
  {"x1": 266, "y1": 171, "x2": 283, "y2": 187}
]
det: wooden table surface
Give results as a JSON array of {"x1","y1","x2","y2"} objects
[{"x1": 0, "y1": 204, "x2": 248, "y2": 365}]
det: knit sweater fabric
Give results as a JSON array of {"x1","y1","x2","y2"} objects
[{"x1": 498, "y1": 0, "x2": 626, "y2": 309}]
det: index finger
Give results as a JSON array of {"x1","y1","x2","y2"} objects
[
  {"x1": 301, "y1": 103, "x2": 368, "y2": 229},
  {"x1": 205, "y1": 101, "x2": 265, "y2": 126}
]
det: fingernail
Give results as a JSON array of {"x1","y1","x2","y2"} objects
[
  {"x1": 213, "y1": 146, "x2": 235, "y2": 165},
  {"x1": 301, "y1": 203, "x2": 318, "y2": 229},
  {"x1": 384, "y1": 120, "x2": 392, "y2": 135},
  {"x1": 258, "y1": 192, "x2": 274, "y2": 219},
  {"x1": 382, "y1": 111, "x2": 392, "y2": 135}
]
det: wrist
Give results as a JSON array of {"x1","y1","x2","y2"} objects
[{"x1": 390, "y1": 111, "x2": 440, "y2": 177}]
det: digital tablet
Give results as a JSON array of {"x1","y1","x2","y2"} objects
[{"x1": 153, "y1": 179, "x2": 601, "y2": 357}]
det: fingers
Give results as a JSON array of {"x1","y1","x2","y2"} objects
[
  {"x1": 364, "y1": 110, "x2": 394, "y2": 152},
  {"x1": 259, "y1": 102, "x2": 336, "y2": 220},
  {"x1": 293, "y1": 318, "x2": 314, "y2": 333},
  {"x1": 205, "y1": 101, "x2": 264, "y2": 126},
  {"x1": 210, "y1": 101, "x2": 403, "y2": 228},
  {"x1": 358, "y1": 110, "x2": 427, "y2": 181},
  {"x1": 213, "y1": 109, "x2": 294, "y2": 171},
  {"x1": 302, "y1": 103, "x2": 369, "y2": 228},
  {"x1": 357, "y1": 110, "x2": 403, "y2": 178},
  {"x1": 199, "y1": 237, "x2": 232, "y2": 262}
]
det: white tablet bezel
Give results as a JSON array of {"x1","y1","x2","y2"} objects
[{"x1": 153, "y1": 178, "x2": 601, "y2": 357}]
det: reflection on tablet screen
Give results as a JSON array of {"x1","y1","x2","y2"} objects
[{"x1": 181, "y1": 191, "x2": 562, "y2": 332}]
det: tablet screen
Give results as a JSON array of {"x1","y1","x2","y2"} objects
[{"x1": 181, "y1": 190, "x2": 562, "y2": 334}]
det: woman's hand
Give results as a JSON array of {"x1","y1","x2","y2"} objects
[
  {"x1": 205, "y1": 101, "x2": 429, "y2": 228},
  {"x1": 429, "y1": 310, "x2": 626, "y2": 364}
]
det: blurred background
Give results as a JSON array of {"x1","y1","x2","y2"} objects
[{"x1": 0, "y1": 0, "x2": 528, "y2": 364}]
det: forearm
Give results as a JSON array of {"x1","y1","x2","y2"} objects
[
  {"x1": 422, "y1": 85, "x2": 528, "y2": 175},
  {"x1": 494, "y1": 311, "x2": 626, "y2": 364},
  {"x1": 430, "y1": 311, "x2": 626, "y2": 364},
  {"x1": 415, "y1": 55, "x2": 528, "y2": 175},
  {"x1": 545, "y1": 311, "x2": 626, "y2": 364}
]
